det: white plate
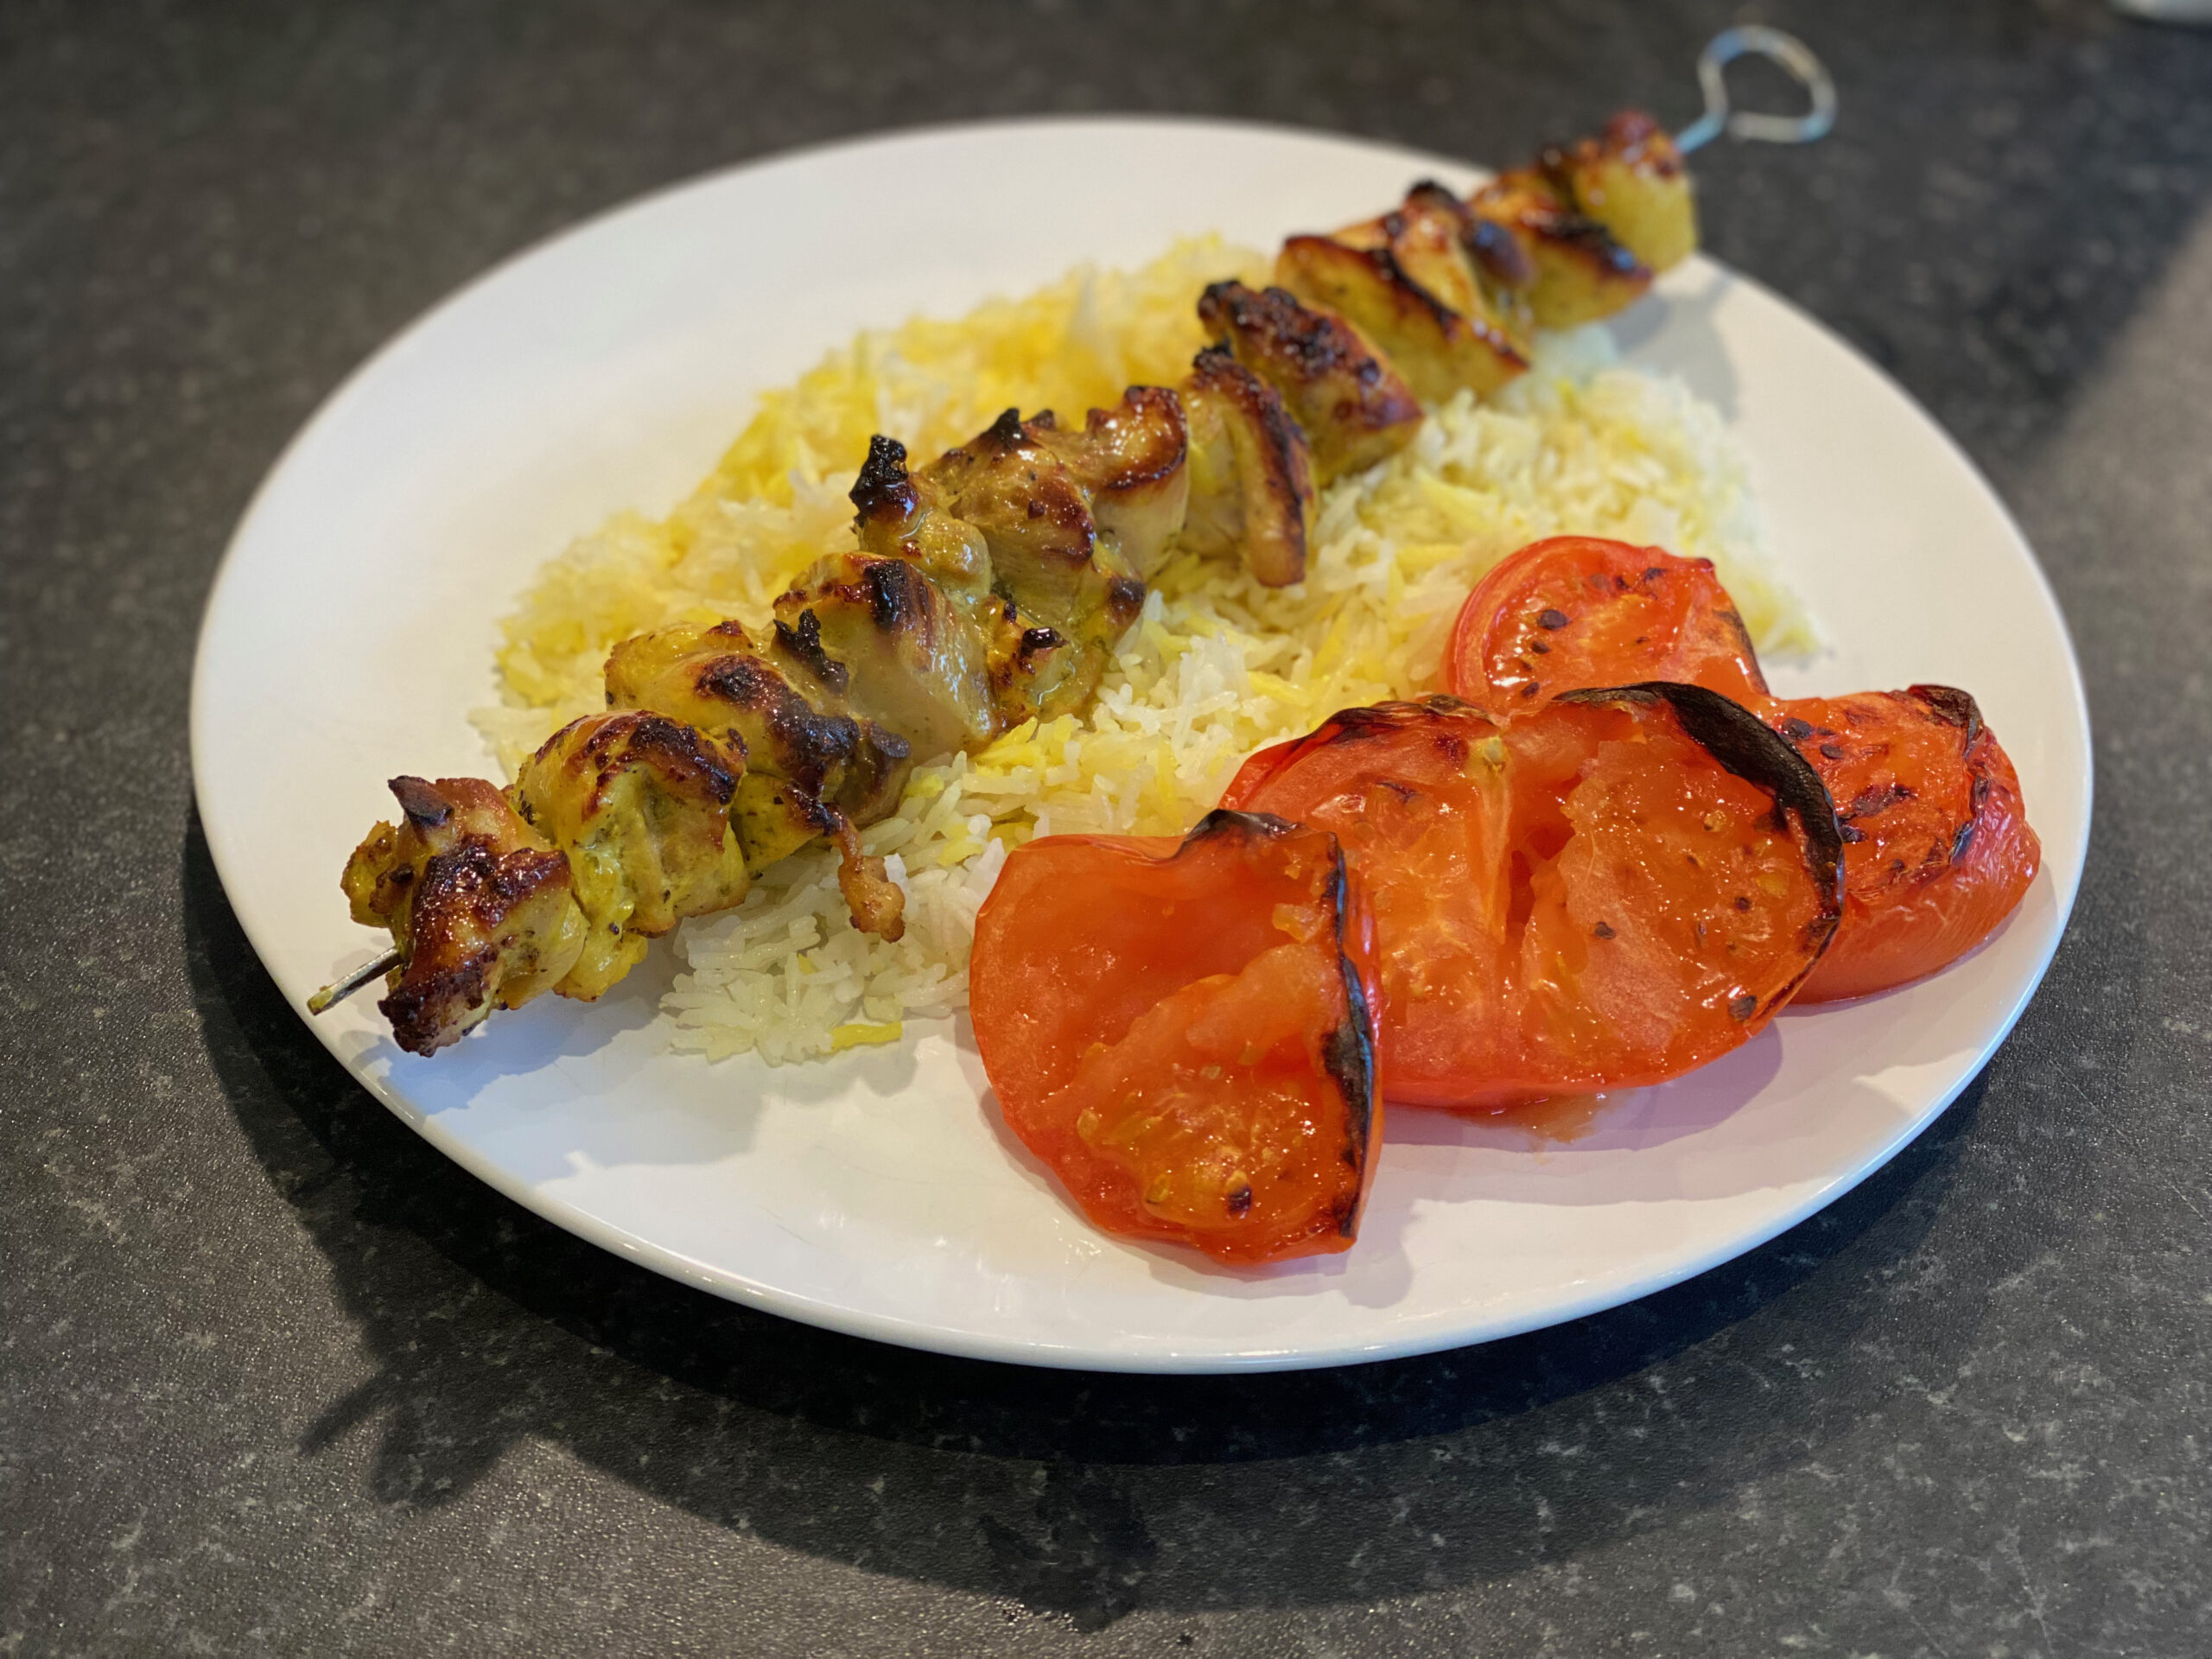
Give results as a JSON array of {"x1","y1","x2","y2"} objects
[{"x1": 191, "y1": 118, "x2": 2091, "y2": 1373}]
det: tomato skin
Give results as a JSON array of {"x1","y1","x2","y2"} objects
[
  {"x1": 1222, "y1": 690, "x2": 1842, "y2": 1109},
  {"x1": 1774, "y1": 687, "x2": 2042, "y2": 1001},
  {"x1": 1444, "y1": 537, "x2": 2044, "y2": 1001},
  {"x1": 969, "y1": 811, "x2": 1382, "y2": 1263},
  {"x1": 1446, "y1": 536, "x2": 1768, "y2": 710}
]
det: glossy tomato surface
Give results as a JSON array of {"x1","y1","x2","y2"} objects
[
  {"x1": 1221, "y1": 690, "x2": 1842, "y2": 1110},
  {"x1": 1443, "y1": 535, "x2": 2044, "y2": 1003},
  {"x1": 969, "y1": 811, "x2": 1381, "y2": 1264},
  {"x1": 1774, "y1": 687, "x2": 2042, "y2": 1001},
  {"x1": 1446, "y1": 536, "x2": 1769, "y2": 709}
]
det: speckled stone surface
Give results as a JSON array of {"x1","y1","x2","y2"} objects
[{"x1": 4, "y1": 1, "x2": 2209, "y2": 1652}]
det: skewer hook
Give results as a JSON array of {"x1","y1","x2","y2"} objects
[
  {"x1": 308, "y1": 946, "x2": 404, "y2": 1014},
  {"x1": 1674, "y1": 27, "x2": 1836, "y2": 155}
]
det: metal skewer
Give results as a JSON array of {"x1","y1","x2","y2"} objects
[
  {"x1": 308, "y1": 945, "x2": 403, "y2": 1014},
  {"x1": 1674, "y1": 27, "x2": 1836, "y2": 155}
]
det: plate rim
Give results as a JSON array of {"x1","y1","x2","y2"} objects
[{"x1": 190, "y1": 113, "x2": 2092, "y2": 1373}]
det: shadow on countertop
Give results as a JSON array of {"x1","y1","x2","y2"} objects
[{"x1": 181, "y1": 817, "x2": 2012, "y2": 1631}]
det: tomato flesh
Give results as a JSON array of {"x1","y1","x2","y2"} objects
[
  {"x1": 1442, "y1": 536, "x2": 2044, "y2": 1002},
  {"x1": 969, "y1": 812, "x2": 1381, "y2": 1263},
  {"x1": 1775, "y1": 689, "x2": 2041, "y2": 1001},
  {"x1": 1447, "y1": 536, "x2": 1768, "y2": 710},
  {"x1": 1221, "y1": 692, "x2": 1841, "y2": 1109}
]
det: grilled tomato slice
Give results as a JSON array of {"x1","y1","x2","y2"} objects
[
  {"x1": 1773, "y1": 687, "x2": 2041, "y2": 1001},
  {"x1": 1221, "y1": 690, "x2": 1843, "y2": 1109},
  {"x1": 969, "y1": 810, "x2": 1382, "y2": 1264},
  {"x1": 1446, "y1": 535, "x2": 1769, "y2": 710},
  {"x1": 1444, "y1": 535, "x2": 2043, "y2": 1001}
]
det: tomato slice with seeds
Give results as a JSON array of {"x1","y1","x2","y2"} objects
[
  {"x1": 1773, "y1": 687, "x2": 2041, "y2": 1001},
  {"x1": 1442, "y1": 535, "x2": 2044, "y2": 1002},
  {"x1": 1220, "y1": 690, "x2": 1842, "y2": 1109},
  {"x1": 1446, "y1": 536, "x2": 1769, "y2": 710},
  {"x1": 969, "y1": 811, "x2": 1381, "y2": 1263}
]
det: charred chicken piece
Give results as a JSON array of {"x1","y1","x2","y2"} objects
[
  {"x1": 340, "y1": 776, "x2": 590, "y2": 1056},
  {"x1": 849, "y1": 435, "x2": 998, "y2": 617},
  {"x1": 1465, "y1": 170, "x2": 1652, "y2": 330},
  {"x1": 1275, "y1": 213, "x2": 1527, "y2": 406},
  {"x1": 1410, "y1": 180, "x2": 1537, "y2": 294},
  {"x1": 603, "y1": 620, "x2": 912, "y2": 830},
  {"x1": 772, "y1": 555, "x2": 997, "y2": 760},
  {"x1": 1196, "y1": 281, "x2": 1421, "y2": 486},
  {"x1": 1538, "y1": 110, "x2": 1697, "y2": 275},
  {"x1": 850, "y1": 433, "x2": 1088, "y2": 729},
  {"x1": 730, "y1": 772, "x2": 838, "y2": 876},
  {"x1": 1179, "y1": 347, "x2": 1316, "y2": 588},
  {"x1": 512, "y1": 712, "x2": 753, "y2": 1000},
  {"x1": 1398, "y1": 181, "x2": 1540, "y2": 350},
  {"x1": 827, "y1": 814, "x2": 906, "y2": 944},
  {"x1": 976, "y1": 608, "x2": 1083, "y2": 728},
  {"x1": 1027, "y1": 387, "x2": 1191, "y2": 580},
  {"x1": 602, "y1": 621, "x2": 909, "y2": 939},
  {"x1": 922, "y1": 408, "x2": 1149, "y2": 718},
  {"x1": 1344, "y1": 188, "x2": 1536, "y2": 363}
]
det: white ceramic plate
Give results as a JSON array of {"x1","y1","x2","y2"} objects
[{"x1": 191, "y1": 118, "x2": 2090, "y2": 1373}]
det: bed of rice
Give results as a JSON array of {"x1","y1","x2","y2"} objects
[{"x1": 471, "y1": 238, "x2": 1813, "y2": 1065}]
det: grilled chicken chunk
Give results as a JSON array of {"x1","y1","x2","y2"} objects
[
  {"x1": 1466, "y1": 170, "x2": 1652, "y2": 330},
  {"x1": 1351, "y1": 188, "x2": 1535, "y2": 359},
  {"x1": 827, "y1": 816, "x2": 906, "y2": 944},
  {"x1": 603, "y1": 620, "x2": 912, "y2": 830},
  {"x1": 849, "y1": 435, "x2": 997, "y2": 616},
  {"x1": 341, "y1": 776, "x2": 589, "y2": 1055},
  {"x1": 603, "y1": 621, "x2": 907, "y2": 938},
  {"x1": 729, "y1": 772, "x2": 838, "y2": 876},
  {"x1": 973, "y1": 612, "x2": 1084, "y2": 729},
  {"x1": 851, "y1": 432, "x2": 1087, "y2": 728},
  {"x1": 1538, "y1": 110, "x2": 1697, "y2": 274},
  {"x1": 923, "y1": 408, "x2": 1149, "y2": 717},
  {"x1": 1028, "y1": 387, "x2": 1191, "y2": 580},
  {"x1": 1197, "y1": 281, "x2": 1421, "y2": 486},
  {"x1": 1179, "y1": 346, "x2": 1316, "y2": 587},
  {"x1": 1398, "y1": 181, "x2": 1539, "y2": 348},
  {"x1": 1276, "y1": 207, "x2": 1527, "y2": 405},
  {"x1": 772, "y1": 554, "x2": 997, "y2": 759},
  {"x1": 1412, "y1": 180, "x2": 1538, "y2": 294},
  {"x1": 512, "y1": 712, "x2": 752, "y2": 999}
]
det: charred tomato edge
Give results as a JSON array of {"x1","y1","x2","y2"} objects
[
  {"x1": 1557, "y1": 682, "x2": 1847, "y2": 1010},
  {"x1": 1181, "y1": 808, "x2": 1379, "y2": 1238}
]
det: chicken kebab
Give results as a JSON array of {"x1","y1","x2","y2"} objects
[{"x1": 321, "y1": 110, "x2": 1702, "y2": 1057}]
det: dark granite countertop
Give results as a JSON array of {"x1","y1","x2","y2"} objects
[{"x1": 5, "y1": 2, "x2": 2209, "y2": 1652}]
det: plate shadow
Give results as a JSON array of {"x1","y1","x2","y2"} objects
[{"x1": 185, "y1": 812, "x2": 2012, "y2": 1630}]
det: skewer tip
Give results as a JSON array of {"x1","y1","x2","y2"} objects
[{"x1": 308, "y1": 946, "x2": 404, "y2": 1015}]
